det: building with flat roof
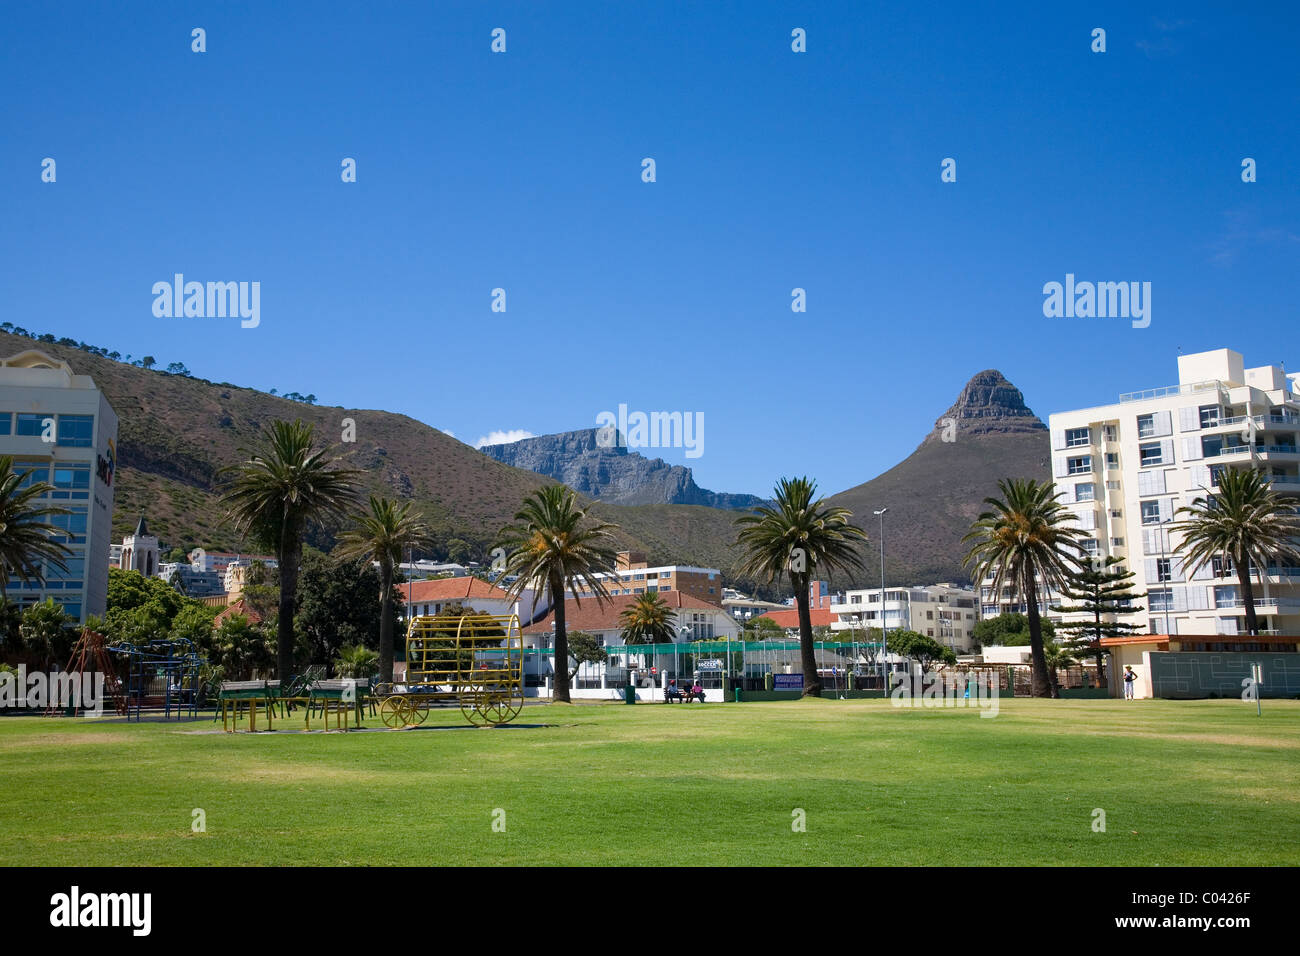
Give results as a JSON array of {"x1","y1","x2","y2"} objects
[
  {"x1": 830, "y1": 583, "x2": 979, "y2": 653},
  {"x1": 1048, "y1": 348, "x2": 1300, "y2": 637},
  {"x1": 0, "y1": 349, "x2": 118, "y2": 622},
  {"x1": 567, "y1": 550, "x2": 724, "y2": 605}
]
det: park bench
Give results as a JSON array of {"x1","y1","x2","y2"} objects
[{"x1": 216, "y1": 680, "x2": 280, "y2": 731}]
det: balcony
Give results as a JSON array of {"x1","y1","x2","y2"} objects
[{"x1": 1119, "y1": 380, "x2": 1228, "y2": 404}]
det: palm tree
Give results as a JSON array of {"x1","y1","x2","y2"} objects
[
  {"x1": 1172, "y1": 468, "x2": 1300, "y2": 635},
  {"x1": 498, "y1": 485, "x2": 619, "y2": 702},
  {"x1": 618, "y1": 591, "x2": 678, "y2": 645},
  {"x1": 0, "y1": 456, "x2": 72, "y2": 601},
  {"x1": 734, "y1": 477, "x2": 867, "y2": 697},
  {"x1": 335, "y1": 495, "x2": 431, "y2": 683},
  {"x1": 963, "y1": 478, "x2": 1086, "y2": 698},
  {"x1": 220, "y1": 420, "x2": 360, "y2": 680}
]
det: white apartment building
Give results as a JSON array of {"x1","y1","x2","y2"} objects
[
  {"x1": 830, "y1": 583, "x2": 980, "y2": 653},
  {"x1": 1047, "y1": 348, "x2": 1300, "y2": 637},
  {"x1": 0, "y1": 349, "x2": 119, "y2": 622}
]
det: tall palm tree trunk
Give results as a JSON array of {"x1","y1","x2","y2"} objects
[
  {"x1": 378, "y1": 560, "x2": 395, "y2": 683},
  {"x1": 551, "y1": 572, "x2": 571, "y2": 702},
  {"x1": 794, "y1": 579, "x2": 821, "y2": 697},
  {"x1": 277, "y1": 528, "x2": 301, "y2": 681},
  {"x1": 1024, "y1": 577, "x2": 1052, "y2": 698},
  {"x1": 1236, "y1": 550, "x2": 1259, "y2": 635}
]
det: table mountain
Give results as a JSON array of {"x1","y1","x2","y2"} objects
[{"x1": 480, "y1": 428, "x2": 770, "y2": 510}]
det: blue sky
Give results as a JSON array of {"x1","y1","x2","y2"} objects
[{"x1": 3, "y1": 2, "x2": 1297, "y2": 498}]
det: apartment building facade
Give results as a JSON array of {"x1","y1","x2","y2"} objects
[
  {"x1": 830, "y1": 583, "x2": 979, "y2": 653},
  {"x1": 569, "y1": 550, "x2": 724, "y2": 605},
  {"x1": 0, "y1": 350, "x2": 119, "y2": 622},
  {"x1": 1047, "y1": 348, "x2": 1300, "y2": 636}
]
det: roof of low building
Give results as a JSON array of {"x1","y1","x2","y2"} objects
[
  {"x1": 522, "y1": 591, "x2": 729, "y2": 634},
  {"x1": 401, "y1": 576, "x2": 514, "y2": 604}
]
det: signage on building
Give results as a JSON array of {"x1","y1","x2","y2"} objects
[
  {"x1": 774, "y1": 673, "x2": 804, "y2": 691},
  {"x1": 697, "y1": 659, "x2": 723, "y2": 670},
  {"x1": 96, "y1": 437, "x2": 116, "y2": 487}
]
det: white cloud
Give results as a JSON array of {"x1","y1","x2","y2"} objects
[
  {"x1": 476, "y1": 429, "x2": 536, "y2": 449},
  {"x1": 440, "y1": 428, "x2": 455, "y2": 439}
]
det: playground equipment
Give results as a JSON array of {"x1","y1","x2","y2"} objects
[
  {"x1": 107, "y1": 638, "x2": 204, "y2": 720},
  {"x1": 376, "y1": 613, "x2": 523, "y2": 727},
  {"x1": 54, "y1": 628, "x2": 127, "y2": 717}
]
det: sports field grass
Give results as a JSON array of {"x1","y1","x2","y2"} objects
[{"x1": 1, "y1": 698, "x2": 1296, "y2": 866}]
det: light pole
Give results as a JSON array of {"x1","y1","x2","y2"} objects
[{"x1": 874, "y1": 507, "x2": 888, "y2": 688}]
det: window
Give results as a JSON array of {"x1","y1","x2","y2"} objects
[
  {"x1": 1214, "y1": 586, "x2": 1239, "y2": 609},
  {"x1": 1137, "y1": 413, "x2": 1155, "y2": 438},
  {"x1": 51, "y1": 464, "x2": 90, "y2": 499},
  {"x1": 13, "y1": 460, "x2": 48, "y2": 490},
  {"x1": 1155, "y1": 558, "x2": 1171, "y2": 582},
  {"x1": 1075, "y1": 482, "x2": 1095, "y2": 502},
  {"x1": 1211, "y1": 556, "x2": 1234, "y2": 578},
  {"x1": 1067, "y1": 456, "x2": 1092, "y2": 475},
  {"x1": 1111, "y1": 537, "x2": 1124, "y2": 547},
  {"x1": 1103, "y1": 424, "x2": 1118, "y2": 442},
  {"x1": 1149, "y1": 589, "x2": 1173, "y2": 612},
  {"x1": 15, "y1": 413, "x2": 48, "y2": 437},
  {"x1": 1199, "y1": 405, "x2": 1220, "y2": 428},
  {"x1": 1106, "y1": 453, "x2": 1119, "y2": 471},
  {"x1": 1065, "y1": 427, "x2": 1090, "y2": 448},
  {"x1": 1106, "y1": 480, "x2": 1121, "y2": 491},
  {"x1": 1141, "y1": 501, "x2": 1162, "y2": 525},
  {"x1": 1110, "y1": 509, "x2": 1122, "y2": 519},
  {"x1": 0, "y1": 413, "x2": 10, "y2": 435},
  {"x1": 56, "y1": 415, "x2": 93, "y2": 447},
  {"x1": 1080, "y1": 538, "x2": 1099, "y2": 555},
  {"x1": 1139, "y1": 442, "x2": 1165, "y2": 466}
]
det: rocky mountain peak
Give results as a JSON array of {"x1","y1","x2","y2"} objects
[{"x1": 923, "y1": 369, "x2": 1046, "y2": 444}]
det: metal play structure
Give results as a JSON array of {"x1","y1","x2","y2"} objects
[
  {"x1": 107, "y1": 638, "x2": 205, "y2": 721},
  {"x1": 376, "y1": 613, "x2": 524, "y2": 727}
]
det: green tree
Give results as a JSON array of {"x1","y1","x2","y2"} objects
[
  {"x1": 334, "y1": 643, "x2": 379, "y2": 678},
  {"x1": 565, "y1": 630, "x2": 607, "y2": 681},
  {"x1": 971, "y1": 612, "x2": 1054, "y2": 648},
  {"x1": 0, "y1": 456, "x2": 72, "y2": 600},
  {"x1": 498, "y1": 485, "x2": 619, "y2": 703},
  {"x1": 0, "y1": 598, "x2": 24, "y2": 656},
  {"x1": 294, "y1": 550, "x2": 383, "y2": 667},
  {"x1": 963, "y1": 478, "x2": 1086, "y2": 698},
  {"x1": 445, "y1": 537, "x2": 471, "y2": 564},
  {"x1": 334, "y1": 496, "x2": 431, "y2": 683},
  {"x1": 618, "y1": 591, "x2": 678, "y2": 645},
  {"x1": 734, "y1": 477, "x2": 867, "y2": 697},
  {"x1": 220, "y1": 420, "x2": 361, "y2": 679},
  {"x1": 20, "y1": 599, "x2": 77, "y2": 668},
  {"x1": 1172, "y1": 468, "x2": 1300, "y2": 635},
  {"x1": 1050, "y1": 556, "x2": 1144, "y2": 689},
  {"x1": 884, "y1": 628, "x2": 957, "y2": 667},
  {"x1": 742, "y1": 616, "x2": 787, "y2": 640},
  {"x1": 202, "y1": 614, "x2": 274, "y2": 680}
]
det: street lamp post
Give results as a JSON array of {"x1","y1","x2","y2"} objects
[{"x1": 874, "y1": 508, "x2": 888, "y2": 688}]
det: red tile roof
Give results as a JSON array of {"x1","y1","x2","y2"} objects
[
  {"x1": 215, "y1": 598, "x2": 262, "y2": 626},
  {"x1": 522, "y1": 591, "x2": 728, "y2": 634},
  {"x1": 400, "y1": 576, "x2": 514, "y2": 604},
  {"x1": 756, "y1": 607, "x2": 836, "y2": 629}
]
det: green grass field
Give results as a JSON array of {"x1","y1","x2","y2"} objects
[{"x1": 1, "y1": 698, "x2": 1296, "y2": 866}]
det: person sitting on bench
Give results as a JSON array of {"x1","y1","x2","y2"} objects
[
  {"x1": 689, "y1": 681, "x2": 704, "y2": 702},
  {"x1": 665, "y1": 680, "x2": 683, "y2": 702}
]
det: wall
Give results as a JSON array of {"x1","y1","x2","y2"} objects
[{"x1": 1147, "y1": 650, "x2": 1300, "y2": 699}]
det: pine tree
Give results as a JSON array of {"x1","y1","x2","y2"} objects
[{"x1": 1050, "y1": 556, "x2": 1145, "y2": 690}]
